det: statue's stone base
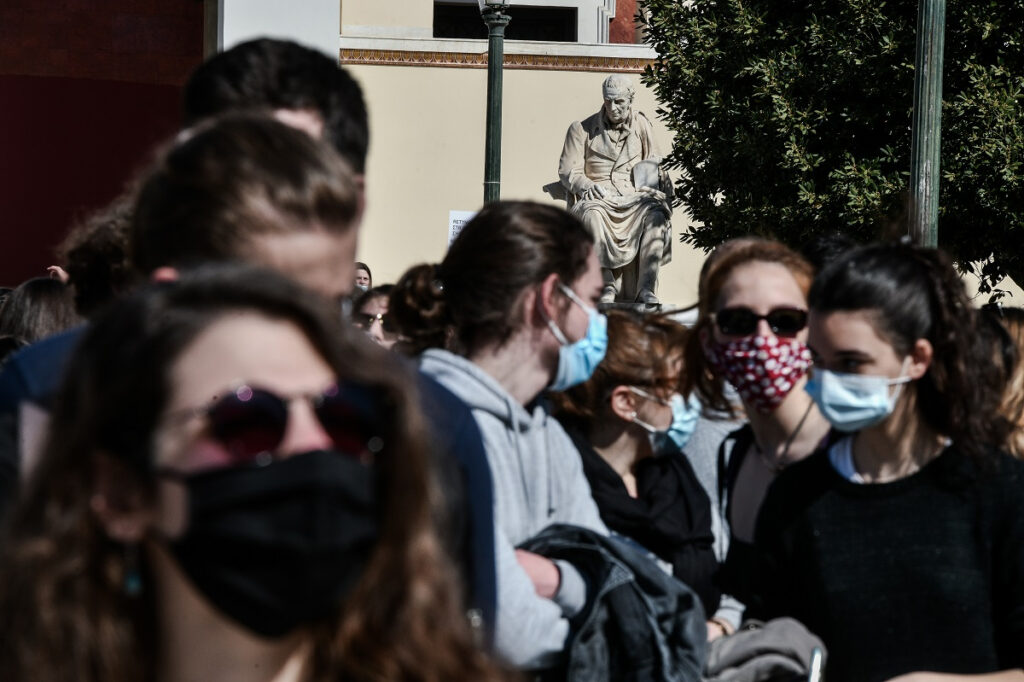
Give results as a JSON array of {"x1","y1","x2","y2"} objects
[{"x1": 598, "y1": 301, "x2": 662, "y2": 314}]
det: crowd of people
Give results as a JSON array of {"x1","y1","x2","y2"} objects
[{"x1": 0, "y1": 37, "x2": 1022, "y2": 682}]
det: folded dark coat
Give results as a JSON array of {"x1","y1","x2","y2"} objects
[{"x1": 519, "y1": 524, "x2": 707, "y2": 682}]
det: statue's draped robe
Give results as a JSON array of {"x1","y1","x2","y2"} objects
[{"x1": 558, "y1": 110, "x2": 672, "y2": 275}]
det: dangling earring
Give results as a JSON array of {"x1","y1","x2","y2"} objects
[{"x1": 123, "y1": 543, "x2": 142, "y2": 597}]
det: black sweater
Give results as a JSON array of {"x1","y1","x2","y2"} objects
[{"x1": 750, "y1": 445, "x2": 1024, "y2": 682}]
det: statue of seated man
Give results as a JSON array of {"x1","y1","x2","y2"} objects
[{"x1": 558, "y1": 74, "x2": 672, "y2": 306}]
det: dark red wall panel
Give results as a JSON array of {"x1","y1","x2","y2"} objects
[
  {"x1": 0, "y1": 75, "x2": 184, "y2": 285},
  {"x1": 610, "y1": 0, "x2": 639, "y2": 44},
  {"x1": 0, "y1": 1, "x2": 203, "y2": 286}
]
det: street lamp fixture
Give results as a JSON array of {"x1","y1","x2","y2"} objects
[{"x1": 479, "y1": 0, "x2": 511, "y2": 203}]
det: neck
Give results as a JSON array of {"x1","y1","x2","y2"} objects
[
  {"x1": 851, "y1": 390, "x2": 943, "y2": 483},
  {"x1": 588, "y1": 416, "x2": 651, "y2": 477},
  {"x1": 745, "y1": 378, "x2": 830, "y2": 465},
  {"x1": 148, "y1": 543, "x2": 313, "y2": 682},
  {"x1": 469, "y1": 328, "x2": 554, "y2": 406}
]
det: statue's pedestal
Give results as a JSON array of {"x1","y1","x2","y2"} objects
[
  {"x1": 597, "y1": 303, "x2": 700, "y2": 329},
  {"x1": 598, "y1": 301, "x2": 662, "y2": 314}
]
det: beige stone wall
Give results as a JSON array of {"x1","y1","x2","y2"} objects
[
  {"x1": 349, "y1": 61, "x2": 707, "y2": 308},
  {"x1": 341, "y1": 1, "x2": 433, "y2": 37}
]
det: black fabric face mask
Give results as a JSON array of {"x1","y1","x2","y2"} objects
[{"x1": 161, "y1": 449, "x2": 379, "y2": 638}]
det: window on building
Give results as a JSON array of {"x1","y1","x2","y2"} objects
[{"x1": 433, "y1": 3, "x2": 578, "y2": 42}]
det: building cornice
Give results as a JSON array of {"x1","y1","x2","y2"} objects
[{"x1": 338, "y1": 36, "x2": 655, "y2": 73}]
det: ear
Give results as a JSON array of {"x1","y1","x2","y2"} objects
[
  {"x1": 150, "y1": 266, "x2": 179, "y2": 284},
  {"x1": 90, "y1": 452, "x2": 154, "y2": 543},
  {"x1": 907, "y1": 338, "x2": 933, "y2": 380},
  {"x1": 609, "y1": 385, "x2": 639, "y2": 422},
  {"x1": 535, "y1": 272, "x2": 563, "y2": 324}
]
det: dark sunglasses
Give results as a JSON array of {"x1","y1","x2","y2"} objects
[
  {"x1": 352, "y1": 311, "x2": 399, "y2": 334},
  {"x1": 713, "y1": 306, "x2": 808, "y2": 337},
  {"x1": 180, "y1": 383, "x2": 383, "y2": 468}
]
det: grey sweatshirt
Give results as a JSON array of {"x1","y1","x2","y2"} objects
[{"x1": 420, "y1": 349, "x2": 608, "y2": 669}]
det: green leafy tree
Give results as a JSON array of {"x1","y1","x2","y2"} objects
[{"x1": 640, "y1": 0, "x2": 1024, "y2": 292}]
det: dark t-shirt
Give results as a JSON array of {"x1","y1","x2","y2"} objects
[{"x1": 750, "y1": 445, "x2": 1024, "y2": 682}]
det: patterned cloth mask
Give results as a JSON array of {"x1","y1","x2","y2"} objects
[{"x1": 703, "y1": 335, "x2": 812, "y2": 414}]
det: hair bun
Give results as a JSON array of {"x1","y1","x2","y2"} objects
[{"x1": 389, "y1": 263, "x2": 452, "y2": 354}]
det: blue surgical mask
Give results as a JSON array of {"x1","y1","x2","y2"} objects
[
  {"x1": 804, "y1": 363, "x2": 912, "y2": 432},
  {"x1": 545, "y1": 283, "x2": 608, "y2": 391},
  {"x1": 630, "y1": 388, "x2": 702, "y2": 452},
  {"x1": 664, "y1": 392, "x2": 702, "y2": 451}
]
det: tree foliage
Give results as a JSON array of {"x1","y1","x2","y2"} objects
[{"x1": 640, "y1": 0, "x2": 1024, "y2": 293}]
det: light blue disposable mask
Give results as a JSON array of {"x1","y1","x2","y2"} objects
[
  {"x1": 545, "y1": 283, "x2": 608, "y2": 391},
  {"x1": 664, "y1": 392, "x2": 702, "y2": 450},
  {"x1": 804, "y1": 362, "x2": 912, "y2": 433},
  {"x1": 630, "y1": 388, "x2": 702, "y2": 452}
]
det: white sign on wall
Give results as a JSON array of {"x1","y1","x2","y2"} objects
[
  {"x1": 217, "y1": 0, "x2": 340, "y2": 58},
  {"x1": 448, "y1": 210, "x2": 477, "y2": 247}
]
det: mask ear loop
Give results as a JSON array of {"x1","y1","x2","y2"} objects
[
  {"x1": 539, "y1": 281, "x2": 580, "y2": 346},
  {"x1": 887, "y1": 357, "x2": 915, "y2": 404},
  {"x1": 630, "y1": 414, "x2": 659, "y2": 434},
  {"x1": 626, "y1": 387, "x2": 667, "y2": 433},
  {"x1": 557, "y1": 282, "x2": 596, "y2": 315}
]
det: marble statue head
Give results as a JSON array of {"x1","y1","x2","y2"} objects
[{"x1": 602, "y1": 75, "x2": 635, "y2": 126}]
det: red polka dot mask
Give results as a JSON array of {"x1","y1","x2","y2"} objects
[{"x1": 703, "y1": 335, "x2": 812, "y2": 414}]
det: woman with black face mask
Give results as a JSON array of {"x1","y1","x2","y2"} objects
[{"x1": 0, "y1": 265, "x2": 507, "y2": 682}]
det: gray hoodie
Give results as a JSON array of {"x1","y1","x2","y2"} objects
[{"x1": 419, "y1": 349, "x2": 608, "y2": 669}]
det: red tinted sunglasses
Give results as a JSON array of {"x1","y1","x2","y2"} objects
[{"x1": 178, "y1": 383, "x2": 384, "y2": 468}]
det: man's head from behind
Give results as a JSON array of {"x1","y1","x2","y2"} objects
[
  {"x1": 131, "y1": 113, "x2": 362, "y2": 299},
  {"x1": 182, "y1": 38, "x2": 369, "y2": 175}
]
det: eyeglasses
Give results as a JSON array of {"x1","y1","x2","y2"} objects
[
  {"x1": 172, "y1": 383, "x2": 383, "y2": 469},
  {"x1": 713, "y1": 307, "x2": 808, "y2": 337},
  {"x1": 352, "y1": 312, "x2": 399, "y2": 335}
]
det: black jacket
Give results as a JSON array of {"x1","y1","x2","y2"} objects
[{"x1": 520, "y1": 524, "x2": 706, "y2": 682}]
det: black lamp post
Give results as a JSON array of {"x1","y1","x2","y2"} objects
[
  {"x1": 479, "y1": 0, "x2": 511, "y2": 204},
  {"x1": 908, "y1": 0, "x2": 946, "y2": 247}
]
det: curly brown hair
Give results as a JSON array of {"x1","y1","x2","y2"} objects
[{"x1": 0, "y1": 265, "x2": 509, "y2": 682}]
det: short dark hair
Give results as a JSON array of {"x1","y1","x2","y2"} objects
[
  {"x1": 131, "y1": 113, "x2": 360, "y2": 275},
  {"x1": 182, "y1": 38, "x2": 369, "y2": 174},
  {"x1": 353, "y1": 284, "x2": 393, "y2": 314}
]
